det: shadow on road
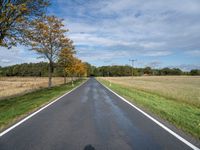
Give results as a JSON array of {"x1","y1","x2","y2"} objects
[{"x1": 83, "y1": 144, "x2": 96, "y2": 150}]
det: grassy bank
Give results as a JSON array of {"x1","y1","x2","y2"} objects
[
  {"x1": 99, "y1": 76, "x2": 200, "y2": 107},
  {"x1": 0, "y1": 79, "x2": 85, "y2": 131},
  {"x1": 98, "y1": 78, "x2": 200, "y2": 140}
]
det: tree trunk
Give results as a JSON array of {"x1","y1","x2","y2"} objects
[
  {"x1": 0, "y1": 32, "x2": 6, "y2": 46},
  {"x1": 63, "y1": 70, "x2": 66, "y2": 84},
  {"x1": 48, "y1": 62, "x2": 53, "y2": 88},
  {"x1": 0, "y1": 37, "x2": 4, "y2": 46}
]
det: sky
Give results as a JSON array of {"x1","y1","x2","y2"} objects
[{"x1": 0, "y1": 0, "x2": 200, "y2": 71}]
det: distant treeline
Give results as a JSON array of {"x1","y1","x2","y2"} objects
[
  {"x1": 0, "y1": 62, "x2": 200, "y2": 77},
  {"x1": 0, "y1": 62, "x2": 61, "y2": 77},
  {"x1": 0, "y1": 62, "x2": 84, "y2": 77},
  {"x1": 86, "y1": 64, "x2": 200, "y2": 76}
]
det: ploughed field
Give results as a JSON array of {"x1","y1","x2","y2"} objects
[{"x1": 0, "y1": 77, "x2": 72, "y2": 100}]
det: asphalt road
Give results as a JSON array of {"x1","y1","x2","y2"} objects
[{"x1": 0, "y1": 78, "x2": 198, "y2": 150}]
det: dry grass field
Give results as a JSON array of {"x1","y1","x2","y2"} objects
[
  {"x1": 98, "y1": 76, "x2": 200, "y2": 139},
  {"x1": 101, "y1": 76, "x2": 200, "y2": 107},
  {"x1": 0, "y1": 79, "x2": 84, "y2": 131},
  {"x1": 0, "y1": 77, "x2": 72, "y2": 99}
]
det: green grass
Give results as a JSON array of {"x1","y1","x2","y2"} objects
[
  {"x1": 0, "y1": 79, "x2": 85, "y2": 131},
  {"x1": 98, "y1": 79, "x2": 200, "y2": 140}
]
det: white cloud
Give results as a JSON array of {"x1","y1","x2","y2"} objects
[
  {"x1": 145, "y1": 61, "x2": 162, "y2": 68},
  {"x1": 143, "y1": 50, "x2": 172, "y2": 57},
  {"x1": 185, "y1": 50, "x2": 200, "y2": 56},
  {"x1": 1, "y1": 0, "x2": 200, "y2": 67},
  {"x1": 139, "y1": 42, "x2": 166, "y2": 49},
  {"x1": 0, "y1": 46, "x2": 45, "y2": 67},
  {"x1": 0, "y1": 59, "x2": 11, "y2": 63},
  {"x1": 77, "y1": 49, "x2": 130, "y2": 62},
  {"x1": 58, "y1": 0, "x2": 200, "y2": 63},
  {"x1": 70, "y1": 33, "x2": 136, "y2": 47}
]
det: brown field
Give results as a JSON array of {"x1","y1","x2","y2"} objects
[
  {"x1": 0, "y1": 77, "x2": 72, "y2": 99},
  {"x1": 100, "y1": 76, "x2": 200, "y2": 107}
]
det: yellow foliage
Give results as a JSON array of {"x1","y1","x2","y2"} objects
[
  {"x1": 65, "y1": 57, "x2": 87, "y2": 77},
  {"x1": 20, "y1": 4, "x2": 28, "y2": 12},
  {"x1": 0, "y1": 0, "x2": 49, "y2": 47}
]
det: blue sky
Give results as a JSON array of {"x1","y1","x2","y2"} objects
[{"x1": 0, "y1": 0, "x2": 200, "y2": 70}]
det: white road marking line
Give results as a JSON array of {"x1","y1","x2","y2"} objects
[
  {"x1": 0, "y1": 79, "x2": 88, "y2": 137},
  {"x1": 97, "y1": 80, "x2": 200, "y2": 150}
]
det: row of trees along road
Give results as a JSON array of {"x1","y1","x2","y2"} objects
[{"x1": 0, "y1": 0, "x2": 87, "y2": 88}]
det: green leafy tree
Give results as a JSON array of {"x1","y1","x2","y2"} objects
[{"x1": 190, "y1": 69, "x2": 200, "y2": 76}]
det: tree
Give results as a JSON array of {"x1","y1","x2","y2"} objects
[
  {"x1": 58, "y1": 40, "x2": 75, "y2": 84},
  {"x1": 78, "y1": 62, "x2": 87, "y2": 77},
  {"x1": 143, "y1": 67, "x2": 153, "y2": 75},
  {"x1": 27, "y1": 16, "x2": 68, "y2": 88},
  {"x1": 171, "y1": 68, "x2": 182, "y2": 75},
  {"x1": 190, "y1": 69, "x2": 200, "y2": 76},
  {"x1": 159, "y1": 67, "x2": 183, "y2": 75},
  {"x1": 84, "y1": 63, "x2": 96, "y2": 77},
  {"x1": 65, "y1": 56, "x2": 86, "y2": 86},
  {"x1": 0, "y1": 0, "x2": 49, "y2": 48}
]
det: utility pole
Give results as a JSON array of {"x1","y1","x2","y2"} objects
[{"x1": 129, "y1": 59, "x2": 137, "y2": 77}]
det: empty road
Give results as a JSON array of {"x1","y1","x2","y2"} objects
[{"x1": 0, "y1": 78, "x2": 199, "y2": 150}]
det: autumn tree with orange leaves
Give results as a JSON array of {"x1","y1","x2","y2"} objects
[
  {"x1": 58, "y1": 39, "x2": 75, "y2": 84},
  {"x1": 27, "y1": 16, "x2": 70, "y2": 88},
  {"x1": 0, "y1": 0, "x2": 49, "y2": 48},
  {"x1": 64, "y1": 56, "x2": 87, "y2": 86}
]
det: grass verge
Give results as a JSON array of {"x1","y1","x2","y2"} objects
[
  {"x1": 98, "y1": 78, "x2": 200, "y2": 140},
  {"x1": 0, "y1": 79, "x2": 85, "y2": 131}
]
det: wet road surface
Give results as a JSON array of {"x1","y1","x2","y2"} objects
[{"x1": 0, "y1": 78, "x2": 197, "y2": 150}]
